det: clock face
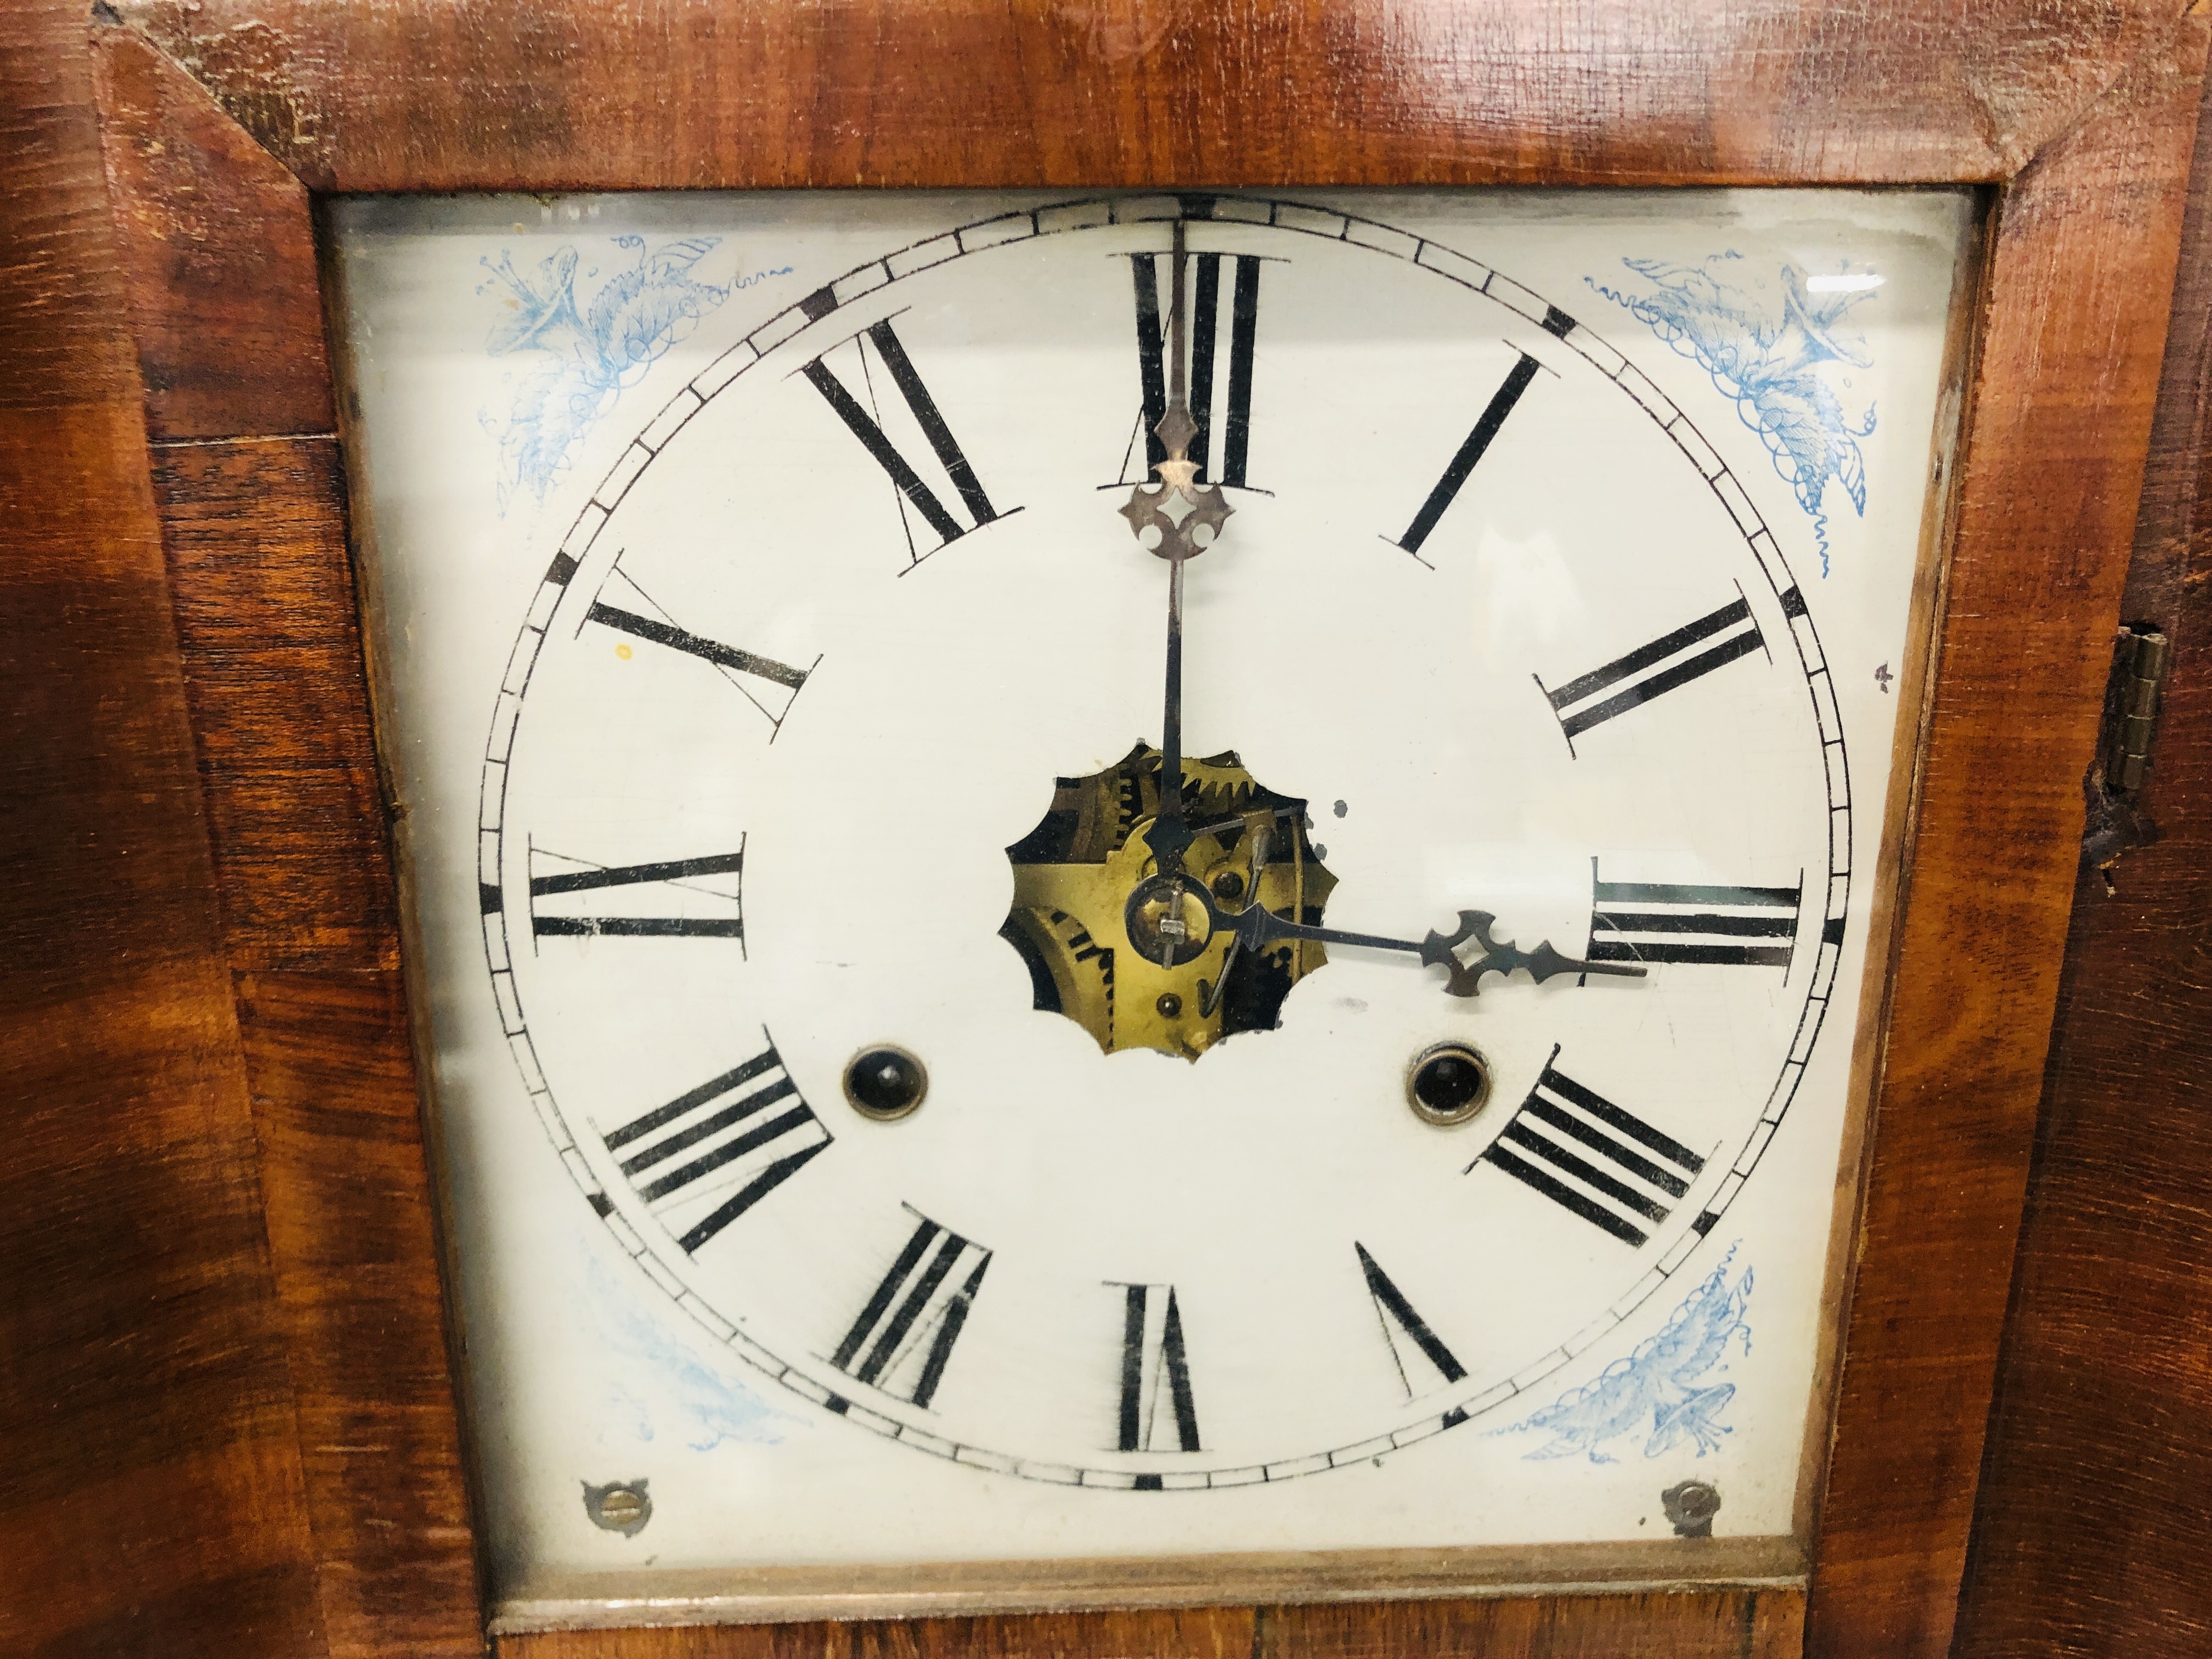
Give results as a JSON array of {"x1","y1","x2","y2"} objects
[
  {"x1": 335, "y1": 187, "x2": 1970, "y2": 1584},
  {"x1": 483, "y1": 195, "x2": 1848, "y2": 1485}
]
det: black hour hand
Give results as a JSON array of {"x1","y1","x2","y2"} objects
[{"x1": 1418, "y1": 910, "x2": 1646, "y2": 998}]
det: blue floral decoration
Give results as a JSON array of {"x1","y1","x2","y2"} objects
[
  {"x1": 1500, "y1": 1250, "x2": 1753, "y2": 1464},
  {"x1": 478, "y1": 234, "x2": 731, "y2": 510},
  {"x1": 1592, "y1": 255, "x2": 1878, "y2": 575}
]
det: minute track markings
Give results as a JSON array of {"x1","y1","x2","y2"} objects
[{"x1": 490, "y1": 197, "x2": 1853, "y2": 1486}]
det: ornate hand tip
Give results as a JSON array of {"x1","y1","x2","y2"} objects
[
  {"x1": 1154, "y1": 402, "x2": 1199, "y2": 459},
  {"x1": 1422, "y1": 910, "x2": 1646, "y2": 997}
]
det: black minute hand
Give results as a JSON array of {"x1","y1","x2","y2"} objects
[
  {"x1": 1231, "y1": 905, "x2": 1646, "y2": 999},
  {"x1": 1121, "y1": 220, "x2": 1233, "y2": 881}
]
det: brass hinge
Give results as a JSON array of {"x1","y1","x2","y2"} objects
[{"x1": 2081, "y1": 625, "x2": 2172, "y2": 891}]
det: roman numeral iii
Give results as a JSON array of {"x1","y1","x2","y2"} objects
[
  {"x1": 1473, "y1": 1054, "x2": 1706, "y2": 1247},
  {"x1": 1587, "y1": 866, "x2": 1802, "y2": 969},
  {"x1": 805, "y1": 319, "x2": 1000, "y2": 552},
  {"x1": 1112, "y1": 1282, "x2": 1202, "y2": 1463},
  {"x1": 830, "y1": 1211, "x2": 991, "y2": 1409},
  {"x1": 1128, "y1": 250, "x2": 1261, "y2": 487},
  {"x1": 601, "y1": 1044, "x2": 830, "y2": 1254},
  {"x1": 528, "y1": 844, "x2": 744, "y2": 940},
  {"x1": 1538, "y1": 594, "x2": 1765, "y2": 746}
]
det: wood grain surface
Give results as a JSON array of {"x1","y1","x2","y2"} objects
[
  {"x1": 1952, "y1": 43, "x2": 2212, "y2": 1659},
  {"x1": 108, "y1": 0, "x2": 2195, "y2": 193},
  {"x1": 92, "y1": 23, "x2": 334, "y2": 442},
  {"x1": 1805, "y1": 25, "x2": 2208, "y2": 1659},
  {"x1": 25, "y1": 1, "x2": 2212, "y2": 1656},
  {"x1": 0, "y1": 1, "x2": 329, "y2": 1655},
  {"x1": 496, "y1": 1589, "x2": 1804, "y2": 1659},
  {"x1": 86, "y1": 24, "x2": 484, "y2": 1657}
]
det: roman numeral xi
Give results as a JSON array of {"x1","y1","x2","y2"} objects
[
  {"x1": 600, "y1": 1044, "x2": 830, "y2": 1254},
  {"x1": 805, "y1": 317, "x2": 1000, "y2": 554},
  {"x1": 1473, "y1": 1054, "x2": 1707, "y2": 1248}
]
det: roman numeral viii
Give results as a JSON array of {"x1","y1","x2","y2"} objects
[
  {"x1": 1473, "y1": 1055, "x2": 1706, "y2": 1247},
  {"x1": 601, "y1": 1044, "x2": 830, "y2": 1254},
  {"x1": 805, "y1": 319, "x2": 999, "y2": 552},
  {"x1": 1113, "y1": 1283, "x2": 1201, "y2": 1465},
  {"x1": 1588, "y1": 866, "x2": 1802, "y2": 969},
  {"x1": 1538, "y1": 595, "x2": 1765, "y2": 746},
  {"x1": 528, "y1": 844, "x2": 744, "y2": 940},
  {"x1": 1130, "y1": 251, "x2": 1262, "y2": 487},
  {"x1": 830, "y1": 1211, "x2": 991, "y2": 1410}
]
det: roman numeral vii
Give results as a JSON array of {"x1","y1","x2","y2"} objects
[
  {"x1": 805, "y1": 319, "x2": 1000, "y2": 552},
  {"x1": 828, "y1": 1211, "x2": 991, "y2": 1410}
]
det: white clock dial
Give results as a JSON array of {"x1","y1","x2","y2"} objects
[{"x1": 484, "y1": 196, "x2": 1848, "y2": 1485}]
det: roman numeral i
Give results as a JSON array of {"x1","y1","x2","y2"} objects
[
  {"x1": 601, "y1": 1043, "x2": 830, "y2": 1254},
  {"x1": 1473, "y1": 1053, "x2": 1706, "y2": 1248}
]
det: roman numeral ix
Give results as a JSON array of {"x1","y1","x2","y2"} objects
[
  {"x1": 805, "y1": 318, "x2": 1000, "y2": 552},
  {"x1": 830, "y1": 1211, "x2": 991, "y2": 1410},
  {"x1": 1587, "y1": 866, "x2": 1802, "y2": 970},
  {"x1": 1538, "y1": 594, "x2": 1765, "y2": 746},
  {"x1": 528, "y1": 845, "x2": 744, "y2": 940},
  {"x1": 1473, "y1": 1054, "x2": 1707, "y2": 1247},
  {"x1": 1129, "y1": 251, "x2": 1262, "y2": 488},
  {"x1": 1113, "y1": 1283, "x2": 1201, "y2": 1464},
  {"x1": 600, "y1": 1045, "x2": 830, "y2": 1254}
]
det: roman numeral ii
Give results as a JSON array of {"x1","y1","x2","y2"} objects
[
  {"x1": 1538, "y1": 595, "x2": 1765, "y2": 746},
  {"x1": 1129, "y1": 250, "x2": 1261, "y2": 488}
]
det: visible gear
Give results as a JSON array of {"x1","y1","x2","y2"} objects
[{"x1": 1000, "y1": 745, "x2": 1335, "y2": 1059}]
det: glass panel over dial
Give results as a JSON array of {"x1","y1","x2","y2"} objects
[{"x1": 332, "y1": 188, "x2": 1972, "y2": 1606}]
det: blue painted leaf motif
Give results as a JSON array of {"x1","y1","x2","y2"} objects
[
  {"x1": 479, "y1": 235, "x2": 733, "y2": 510},
  {"x1": 1592, "y1": 256, "x2": 1878, "y2": 575},
  {"x1": 1503, "y1": 1254, "x2": 1753, "y2": 1464}
]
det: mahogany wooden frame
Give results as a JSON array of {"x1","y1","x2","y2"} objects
[{"x1": 60, "y1": 3, "x2": 2208, "y2": 1655}]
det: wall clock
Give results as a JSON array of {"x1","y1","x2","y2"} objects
[
  {"x1": 335, "y1": 184, "x2": 1965, "y2": 1612},
  {"x1": 25, "y1": 3, "x2": 2202, "y2": 1657}
]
